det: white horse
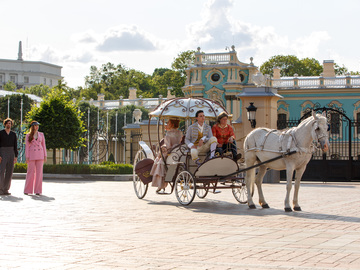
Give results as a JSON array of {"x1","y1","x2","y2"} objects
[{"x1": 244, "y1": 111, "x2": 330, "y2": 212}]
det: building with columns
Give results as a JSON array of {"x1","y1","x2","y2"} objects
[{"x1": 0, "y1": 41, "x2": 62, "y2": 89}]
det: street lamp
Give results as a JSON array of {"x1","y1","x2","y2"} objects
[{"x1": 246, "y1": 102, "x2": 257, "y2": 128}]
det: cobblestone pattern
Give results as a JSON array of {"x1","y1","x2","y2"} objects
[{"x1": 1, "y1": 180, "x2": 360, "y2": 269}]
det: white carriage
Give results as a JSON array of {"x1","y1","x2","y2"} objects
[{"x1": 133, "y1": 97, "x2": 247, "y2": 206}]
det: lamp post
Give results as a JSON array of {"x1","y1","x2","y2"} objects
[{"x1": 246, "y1": 102, "x2": 257, "y2": 128}]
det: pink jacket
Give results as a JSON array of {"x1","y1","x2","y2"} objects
[{"x1": 25, "y1": 132, "x2": 47, "y2": 161}]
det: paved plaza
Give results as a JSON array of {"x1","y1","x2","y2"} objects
[{"x1": 1, "y1": 179, "x2": 360, "y2": 270}]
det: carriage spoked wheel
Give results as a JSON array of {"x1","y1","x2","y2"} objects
[
  {"x1": 133, "y1": 149, "x2": 149, "y2": 199},
  {"x1": 175, "y1": 170, "x2": 196, "y2": 206},
  {"x1": 196, "y1": 182, "x2": 210, "y2": 199},
  {"x1": 232, "y1": 179, "x2": 248, "y2": 204}
]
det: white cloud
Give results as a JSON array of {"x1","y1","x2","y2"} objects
[
  {"x1": 96, "y1": 25, "x2": 157, "y2": 52},
  {"x1": 74, "y1": 31, "x2": 97, "y2": 44},
  {"x1": 183, "y1": 0, "x2": 332, "y2": 68},
  {"x1": 293, "y1": 31, "x2": 331, "y2": 58}
]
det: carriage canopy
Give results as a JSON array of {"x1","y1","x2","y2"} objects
[{"x1": 149, "y1": 97, "x2": 229, "y2": 120}]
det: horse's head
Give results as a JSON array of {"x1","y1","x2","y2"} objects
[{"x1": 311, "y1": 111, "x2": 330, "y2": 152}]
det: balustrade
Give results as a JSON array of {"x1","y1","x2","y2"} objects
[
  {"x1": 272, "y1": 76, "x2": 360, "y2": 89},
  {"x1": 202, "y1": 53, "x2": 230, "y2": 64}
]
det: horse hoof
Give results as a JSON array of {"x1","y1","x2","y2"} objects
[
  {"x1": 284, "y1": 207, "x2": 292, "y2": 212},
  {"x1": 249, "y1": 204, "x2": 256, "y2": 209},
  {"x1": 262, "y1": 204, "x2": 270, "y2": 208},
  {"x1": 293, "y1": 206, "x2": 302, "y2": 211}
]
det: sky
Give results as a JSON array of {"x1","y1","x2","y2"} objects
[{"x1": 1, "y1": 0, "x2": 360, "y2": 88}]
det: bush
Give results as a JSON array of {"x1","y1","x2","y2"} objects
[
  {"x1": 14, "y1": 163, "x2": 133, "y2": 174},
  {"x1": 14, "y1": 163, "x2": 27, "y2": 173}
]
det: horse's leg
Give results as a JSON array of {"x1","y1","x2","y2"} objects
[
  {"x1": 245, "y1": 154, "x2": 257, "y2": 209},
  {"x1": 293, "y1": 166, "x2": 306, "y2": 211},
  {"x1": 255, "y1": 165, "x2": 269, "y2": 208},
  {"x1": 284, "y1": 166, "x2": 295, "y2": 212}
]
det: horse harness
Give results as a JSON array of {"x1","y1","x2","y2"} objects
[{"x1": 245, "y1": 123, "x2": 326, "y2": 155}]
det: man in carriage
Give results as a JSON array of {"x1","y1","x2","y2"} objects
[{"x1": 185, "y1": 110, "x2": 218, "y2": 166}]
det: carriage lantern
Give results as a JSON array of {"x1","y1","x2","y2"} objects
[{"x1": 246, "y1": 102, "x2": 257, "y2": 128}]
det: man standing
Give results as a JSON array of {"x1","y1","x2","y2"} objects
[
  {"x1": 0, "y1": 118, "x2": 18, "y2": 195},
  {"x1": 185, "y1": 110, "x2": 217, "y2": 166}
]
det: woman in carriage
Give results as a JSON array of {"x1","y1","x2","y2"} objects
[
  {"x1": 149, "y1": 119, "x2": 183, "y2": 193},
  {"x1": 212, "y1": 112, "x2": 240, "y2": 161}
]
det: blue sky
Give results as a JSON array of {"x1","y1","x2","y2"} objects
[{"x1": 1, "y1": 0, "x2": 359, "y2": 88}]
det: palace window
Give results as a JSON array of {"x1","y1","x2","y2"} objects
[
  {"x1": 24, "y1": 76, "x2": 29, "y2": 84},
  {"x1": 211, "y1": 73, "x2": 220, "y2": 82}
]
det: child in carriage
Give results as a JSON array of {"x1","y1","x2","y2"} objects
[{"x1": 150, "y1": 119, "x2": 183, "y2": 193}]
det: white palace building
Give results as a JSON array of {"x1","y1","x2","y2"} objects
[{"x1": 0, "y1": 41, "x2": 62, "y2": 89}]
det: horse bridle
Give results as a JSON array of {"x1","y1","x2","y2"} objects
[{"x1": 314, "y1": 120, "x2": 329, "y2": 142}]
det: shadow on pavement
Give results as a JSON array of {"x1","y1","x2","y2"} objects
[
  {"x1": 30, "y1": 195, "x2": 55, "y2": 202},
  {"x1": 147, "y1": 198, "x2": 360, "y2": 224},
  {"x1": 0, "y1": 195, "x2": 23, "y2": 202}
]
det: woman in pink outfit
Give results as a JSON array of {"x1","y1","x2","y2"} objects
[{"x1": 24, "y1": 121, "x2": 47, "y2": 195}]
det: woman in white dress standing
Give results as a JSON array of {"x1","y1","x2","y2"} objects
[{"x1": 150, "y1": 119, "x2": 183, "y2": 192}]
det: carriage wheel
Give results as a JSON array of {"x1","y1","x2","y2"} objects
[
  {"x1": 196, "y1": 182, "x2": 209, "y2": 199},
  {"x1": 232, "y1": 180, "x2": 247, "y2": 204},
  {"x1": 133, "y1": 149, "x2": 149, "y2": 199},
  {"x1": 175, "y1": 170, "x2": 196, "y2": 206}
]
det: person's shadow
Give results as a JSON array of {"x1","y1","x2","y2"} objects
[
  {"x1": 30, "y1": 195, "x2": 55, "y2": 202},
  {"x1": 0, "y1": 195, "x2": 23, "y2": 202}
]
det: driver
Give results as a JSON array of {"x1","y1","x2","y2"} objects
[{"x1": 185, "y1": 110, "x2": 217, "y2": 166}]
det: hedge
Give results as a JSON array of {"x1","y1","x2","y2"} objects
[{"x1": 14, "y1": 163, "x2": 133, "y2": 174}]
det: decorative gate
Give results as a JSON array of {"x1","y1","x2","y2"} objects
[{"x1": 278, "y1": 107, "x2": 359, "y2": 181}]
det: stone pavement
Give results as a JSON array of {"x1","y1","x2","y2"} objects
[{"x1": 1, "y1": 179, "x2": 360, "y2": 270}]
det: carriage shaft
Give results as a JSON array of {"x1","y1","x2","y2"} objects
[{"x1": 219, "y1": 150, "x2": 297, "y2": 180}]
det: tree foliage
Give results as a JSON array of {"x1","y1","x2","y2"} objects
[
  {"x1": 18, "y1": 84, "x2": 51, "y2": 97},
  {"x1": 0, "y1": 94, "x2": 34, "y2": 129},
  {"x1": 171, "y1": 50, "x2": 196, "y2": 77},
  {"x1": 260, "y1": 55, "x2": 323, "y2": 77},
  {"x1": 3, "y1": 81, "x2": 17, "y2": 91},
  {"x1": 26, "y1": 88, "x2": 86, "y2": 164}
]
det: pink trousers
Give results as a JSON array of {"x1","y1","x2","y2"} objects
[{"x1": 24, "y1": 160, "x2": 44, "y2": 194}]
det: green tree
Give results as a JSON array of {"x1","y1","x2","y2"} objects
[
  {"x1": 299, "y1": 58, "x2": 323, "y2": 76},
  {"x1": 171, "y1": 50, "x2": 196, "y2": 77},
  {"x1": 334, "y1": 63, "x2": 348, "y2": 76},
  {"x1": 260, "y1": 55, "x2": 360, "y2": 77},
  {"x1": 152, "y1": 69, "x2": 185, "y2": 97},
  {"x1": 260, "y1": 55, "x2": 314, "y2": 77},
  {"x1": 4, "y1": 81, "x2": 17, "y2": 91},
  {"x1": 18, "y1": 84, "x2": 51, "y2": 97},
  {"x1": 26, "y1": 89, "x2": 86, "y2": 164},
  {"x1": 84, "y1": 63, "x2": 156, "y2": 99},
  {"x1": 0, "y1": 94, "x2": 34, "y2": 129}
]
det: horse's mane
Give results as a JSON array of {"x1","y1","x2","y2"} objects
[{"x1": 274, "y1": 115, "x2": 315, "y2": 135}]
